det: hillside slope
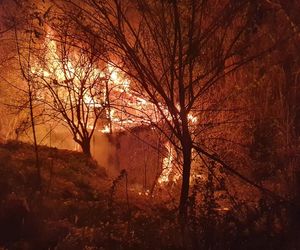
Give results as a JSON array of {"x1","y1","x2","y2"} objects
[
  {"x1": 0, "y1": 141, "x2": 179, "y2": 250},
  {"x1": 1, "y1": 141, "x2": 297, "y2": 250},
  {"x1": 0, "y1": 141, "x2": 113, "y2": 249}
]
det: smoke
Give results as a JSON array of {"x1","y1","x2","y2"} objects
[
  {"x1": 90, "y1": 131, "x2": 118, "y2": 176},
  {"x1": 12, "y1": 123, "x2": 118, "y2": 176}
]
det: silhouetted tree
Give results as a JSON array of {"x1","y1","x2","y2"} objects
[
  {"x1": 29, "y1": 16, "x2": 111, "y2": 156},
  {"x1": 64, "y1": 0, "x2": 280, "y2": 216}
]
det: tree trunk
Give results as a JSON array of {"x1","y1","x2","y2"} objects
[
  {"x1": 81, "y1": 138, "x2": 91, "y2": 157},
  {"x1": 179, "y1": 120, "x2": 193, "y2": 218},
  {"x1": 28, "y1": 84, "x2": 41, "y2": 190}
]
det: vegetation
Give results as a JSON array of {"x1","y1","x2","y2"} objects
[
  {"x1": 0, "y1": 141, "x2": 299, "y2": 250},
  {"x1": 0, "y1": 0, "x2": 300, "y2": 249}
]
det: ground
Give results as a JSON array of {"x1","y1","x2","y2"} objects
[
  {"x1": 0, "y1": 141, "x2": 299, "y2": 250},
  {"x1": 0, "y1": 141, "x2": 180, "y2": 250}
]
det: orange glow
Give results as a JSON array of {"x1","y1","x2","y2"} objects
[{"x1": 34, "y1": 29, "x2": 199, "y2": 184}]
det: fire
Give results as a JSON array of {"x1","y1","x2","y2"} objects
[
  {"x1": 107, "y1": 64, "x2": 130, "y2": 92},
  {"x1": 188, "y1": 113, "x2": 198, "y2": 124},
  {"x1": 34, "y1": 28, "x2": 199, "y2": 184},
  {"x1": 100, "y1": 125, "x2": 110, "y2": 133},
  {"x1": 158, "y1": 142, "x2": 180, "y2": 184}
]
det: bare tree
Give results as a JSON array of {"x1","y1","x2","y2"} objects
[
  {"x1": 62, "y1": 0, "x2": 284, "y2": 216},
  {"x1": 14, "y1": 19, "x2": 42, "y2": 189},
  {"x1": 28, "y1": 16, "x2": 112, "y2": 156}
]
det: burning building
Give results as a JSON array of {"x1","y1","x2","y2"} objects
[{"x1": 26, "y1": 26, "x2": 187, "y2": 189}]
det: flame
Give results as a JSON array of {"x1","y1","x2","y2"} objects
[
  {"x1": 100, "y1": 125, "x2": 111, "y2": 133},
  {"x1": 158, "y1": 142, "x2": 175, "y2": 184},
  {"x1": 34, "y1": 29, "x2": 200, "y2": 185},
  {"x1": 188, "y1": 113, "x2": 198, "y2": 123},
  {"x1": 107, "y1": 64, "x2": 130, "y2": 92}
]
